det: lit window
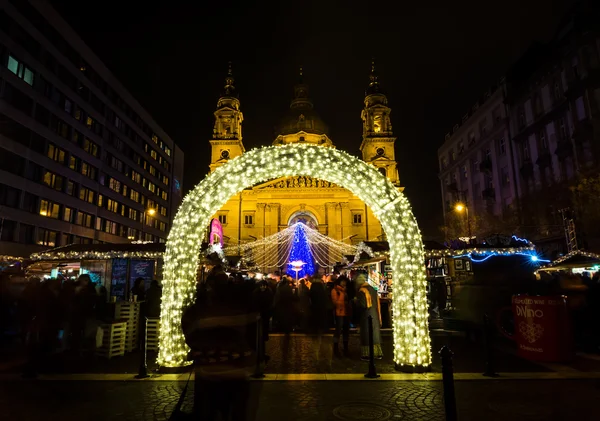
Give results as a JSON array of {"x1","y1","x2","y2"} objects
[
  {"x1": 97, "y1": 194, "x2": 104, "y2": 207},
  {"x1": 160, "y1": 206, "x2": 167, "y2": 217},
  {"x1": 129, "y1": 208, "x2": 138, "y2": 221},
  {"x1": 161, "y1": 191, "x2": 167, "y2": 200},
  {"x1": 63, "y1": 207, "x2": 73, "y2": 223},
  {"x1": 107, "y1": 199, "x2": 118, "y2": 213},
  {"x1": 151, "y1": 150, "x2": 157, "y2": 160},
  {"x1": 47, "y1": 144, "x2": 66, "y2": 164},
  {"x1": 39, "y1": 199, "x2": 60, "y2": 219},
  {"x1": 37, "y1": 229, "x2": 57, "y2": 247},
  {"x1": 149, "y1": 165, "x2": 156, "y2": 176},
  {"x1": 152, "y1": 134, "x2": 158, "y2": 144},
  {"x1": 42, "y1": 171, "x2": 63, "y2": 191},
  {"x1": 7, "y1": 55, "x2": 19, "y2": 74},
  {"x1": 109, "y1": 178, "x2": 121, "y2": 193},
  {"x1": 7, "y1": 55, "x2": 34, "y2": 86},
  {"x1": 130, "y1": 189, "x2": 140, "y2": 202},
  {"x1": 83, "y1": 138, "x2": 99, "y2": 157}
]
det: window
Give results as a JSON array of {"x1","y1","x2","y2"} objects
[
  {"x1": 19, "y1": 223, "x2": 35, "y2": 244},
  {"x1": 80, "y1": 161, "x2": 97, "y2": 180},
  {"x1": 107, "y1": 199, "x2": 119, "y2": 213},
  {"x1": 37, "y1": 229, "x2": 57, "y2": 247},
  {"x1": 131, "y1": 171, "x2": 141, "y2": 184},
  {"x1": 79, "y1": 186, "x2": 95, "y2": 203},
  {"x1": 128, "y1": 208, "x2": 138, "y2": 221},
  {"x1": 501, "y1": 166, "x2": 510, "y2": 186},
  {"x1": 159, "y1": 222, "x2": 166, "y2": 232},
  {"x1": 218, "y1": 214, "x2": 227, "y2": 225},
  {"x1": 162, "y1": 175, "x2": 169, "y2": 186},
  {"x1": 110, "y1": 156, "x2": 123, "y2": 172},
  {"x1": 468, "y1": 132, "x2": 475, "y2": 144},
  {"x1": 69, "y1": 155, "x2": 80, "y2": 171},
  {"x1": 160, "y1": 206, "x2": 167, "y2": 217},
  {"x1": 149, "y1": 165, "x2": 156, "y2": 176},
  {"x1": 104, "y1": 220, "x2": 117, "y2": 235},
  {"x1": 152, "y1": 134, "x2": 158, "y2": 144},
  {"x1": 244, "y1": 214, "x2": 254, "y2": 225},
  {"x1": 492, "y1": 107, "x2": 502, "y2": 124},
  {"x1": 499, "y1": 137, "x2": 506, "y2": 155},
  {"x1": 479, "y1": 118, "x2": 488, "y2": 136},
  {"x1": 150, "y1": 150, "x2": 157, "y2": 160},
  {"x1": 66, "y1": 180, "x2": 77, "y2": 196},
  {"x1": 539, "y1": 130, "x2": 548, "y2": 150},
  {"x1": 0, "y1": 184, "x2": 20, "y2": 208},
  {"x1": 63, "y1": 207, "x2": 73, "y2": 223},
  {"x1": 148, "y1": 182, "x2": 156, "y2": 193},
  {"x1": 122, "y1": 184, "x2": 128, "y2": 197},
  {"x1": 56, "y1": 120, "x2": 70, "y2": 139},
  {"x1": 64, "y1": 98, "x2": 72, "y2": 114},
  {"x1": 127, "y1": 227, "x2": 137, "y2": 240},
  {"x1": 39, "y1": 199, "x2": 60, "y2": 219},
  {"x1": 462, "y1": 165, "x2": 468, "y2": 179},
  {"x1": 75, "y1": 211, "x2": 93, "y2": 228},
  {"x1": 97, "y1": 194, "x2": 104, "y2": 207},
  {"x1": 82, "y1": 138, "x2": 99, "y2": 157},
  {"x1": 47, "y1": 143, "x2": 66, "y2": 164},
  {"x1": 42, "y1": 171, "x2": 63, "y2": 191},
  {"x1": 95, "y1": 216, "x2": 103, "y2": 231},
  {"x1": 130, "y1": 189, "x2": 140, "y2": 203},
  {"x1": 161, "y1": 190, "x2": 168, "y2": 201},
  {"x1": 108, "y1": 178, "x2": 121, "y2": 193},
  {"x1": 353, "y1": 213, "x2": 363, "y2": 224},
  {"x1": 458, "y1": 141, "x2": 464, "y2": 154},
  {"x1": 7, "y1": 55, "x2": 34, "y2": 86}
]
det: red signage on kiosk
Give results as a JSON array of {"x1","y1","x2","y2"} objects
[
  {"x1": 209, "y1": 218, "x2": 224, "y2": 247},
  {"x1": 511, "y1": 295, "x2": 573, "y2": 362}
]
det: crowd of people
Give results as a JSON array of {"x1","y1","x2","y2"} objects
[
  {"x1": 0, "y1": 273, "x2": 163, "y2": 376},
  {"x1": 187, "y1": 262, "x2": 385, "y2": 362}
]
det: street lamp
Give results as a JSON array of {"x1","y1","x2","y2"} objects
[{"x1": 454, "y1": 202, "x2": 471, "y2": 240}]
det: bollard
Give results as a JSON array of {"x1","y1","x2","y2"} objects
[
  {"x1": 251, "y1": 316, "x2": 265, "y2": 379},
  {"x1": 482, "y1": 314, "x2": 499, "y2": 377},
  {"x1": 364, "y1": 315, "x2": 380, "y2": 379},
  {"x1": 439, "y1": 346, "x2": 457, "y2": 421},
  {"x1": 135, "y1": 315, "x2": 149, "y2": 379}
]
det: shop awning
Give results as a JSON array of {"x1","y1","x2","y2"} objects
[{"x1": 30, "y1": 243, "x2": 167, "y2": 261}]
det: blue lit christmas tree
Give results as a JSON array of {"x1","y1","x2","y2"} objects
[{"x1": 286, "y1": 223, "x2": 315, "y2": 279}]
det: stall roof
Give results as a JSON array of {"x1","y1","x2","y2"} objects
[
  {"x1": 538, "y1": 250, "x2": 600, "y2": 271},
  {"x1": 30, "y1": 242, "x2": 166, "y2": 261}
]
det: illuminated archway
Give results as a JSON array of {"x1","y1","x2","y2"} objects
[{"x1": 158, "y1": 143, "x2": 431, "y2": 369}]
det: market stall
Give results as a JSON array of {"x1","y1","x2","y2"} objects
[
  {"x1": 535, "y1": 250, "x2": 600, "y2": 276},
  {"x1": 27, "y1": 243, "x2": 165, "y2": 301}
]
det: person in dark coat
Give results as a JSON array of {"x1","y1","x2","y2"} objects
[
  {"x1": 355, "y1": 273, "x2": 383, "y2": 360},
  {"x1": 274, "y1": 277, "x2": 295, "y2": 333},
  {"x1": 145, "y1": 280, "x2": 162, "y2": 318},
  {"x1": 70, "y1": 274, "x2": 97, "y2": 354},
  {"x1": 130, "y1": 277, "x2": 146, "y2": 302},
  {"x1": 297, "y1": 279, "x2": 311, "y2": 331},
  {"x1": 182, "y1": 266, "x2": 261, "y2": 420},
  {"x1": 308, "y1": 276, "x2": 328, "y2": 334},
  {"x1": 251, "y1": 280, "x2": 273, "y2": 344}
]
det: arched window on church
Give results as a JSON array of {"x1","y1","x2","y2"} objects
[{"x1": 379, "y1": 167, "x2": 387, "y2": 177}]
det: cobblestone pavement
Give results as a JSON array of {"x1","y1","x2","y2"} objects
[
  {"x1": 1, "y1": 332, "x2": 548, "y2": 375},
  {"x1": 0, "y1": 379, "x2": 598, "y2": 421},
  {"x1": 263, "y1": 333, "x2": 549, "y2": 374}
]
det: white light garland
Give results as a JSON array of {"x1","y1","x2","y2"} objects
[
  {"x1": 538, "y1": 250, "x2": 600, "y2": 269},
  {"x1": 30, "y1": 250, "x2": 164, "y2": 261},
  {"x1": 158, "y1": 143, "x2": 431, "y2": 369}
]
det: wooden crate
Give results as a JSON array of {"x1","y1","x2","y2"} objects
[
  {"x1": 96, "y1": 321, "x2": 127, "y2": 359},
  {"x1": 146, "y1": 317, "x2": 160, "y2": 351},
  {"x1": 116, "y1": 302, "x2": 140, "y2": 352}
]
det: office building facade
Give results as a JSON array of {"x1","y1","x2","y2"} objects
[{"x1": 0, "y1": 0, "x2": 184, "y2": 257}]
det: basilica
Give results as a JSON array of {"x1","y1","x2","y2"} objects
[{"x1": 209, "y1": 64, "x2": 401, "y2": 254}]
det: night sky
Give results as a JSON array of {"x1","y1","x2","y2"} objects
[{"x1": 51, "y1": 0, "x2": 576, "y2": 239}]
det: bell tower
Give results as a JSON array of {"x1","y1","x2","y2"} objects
[
  {"x1": 209, "y1": 63, "x2": 245, "y2": 172},
  {"x1": 360, "y1": 60, "x2": 400, "y2": 186}
]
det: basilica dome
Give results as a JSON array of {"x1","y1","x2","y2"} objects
[{"x1": 276, "y1": 72, "x2": 329, "y2": 137}]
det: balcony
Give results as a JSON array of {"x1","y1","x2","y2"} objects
[
  {"x1": 520, "y1": 160, "x2": 534, "y2": 179},
  {"x1": 479, "y1": 158, "x2": 492, "y2": 173}
]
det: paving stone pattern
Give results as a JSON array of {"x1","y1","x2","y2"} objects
[{"x1": 1, "y1": 379, "x2": 599, "y2": 421}]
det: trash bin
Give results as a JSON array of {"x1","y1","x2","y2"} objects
[{"x1": 511, "y1": 295, "x2": 573, "y2": 362}]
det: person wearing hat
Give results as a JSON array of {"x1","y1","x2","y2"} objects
[{"x1": 354, "y1": 272, "x2": 383, "y2": 360}]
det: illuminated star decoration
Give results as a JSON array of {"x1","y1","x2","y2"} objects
[{"x1": 158, "y1": 143, "x2": 431, "y2": 369}]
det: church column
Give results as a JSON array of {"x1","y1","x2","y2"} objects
[
  {"x1": 257, "y1": 203, "x2": 267, "y2": 238},
  {"x1": 268, "y1": 203, "x2": 281, "y2": 235},
  {"x1": 325, "y1": 202, "x2": 337, "y2": 238},
  {"x1": 340, "y1": 202, "x2": 350, "y2": 242}
]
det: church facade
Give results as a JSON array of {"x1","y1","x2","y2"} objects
[{"x1": 208, "y1": 64, "x2": 401, "y2": 257}]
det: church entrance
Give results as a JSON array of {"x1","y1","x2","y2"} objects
[{"x1": 157, "y1": 143, "x2": 431, "y2": 371}]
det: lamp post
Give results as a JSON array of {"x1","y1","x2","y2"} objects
[
  {"x1": 455, "y1": 203, "x2": 471, "y2": 240},
  {"x1": 140, "y1": 208, "x2": 157, "y2": 242},
  {"x1": 290, "y1": 259, "x2": 305, "y2": 282}
]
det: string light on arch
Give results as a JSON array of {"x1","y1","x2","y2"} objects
[{"x1": 158, "y1": 143, "x2": 431, "y2": 369}]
